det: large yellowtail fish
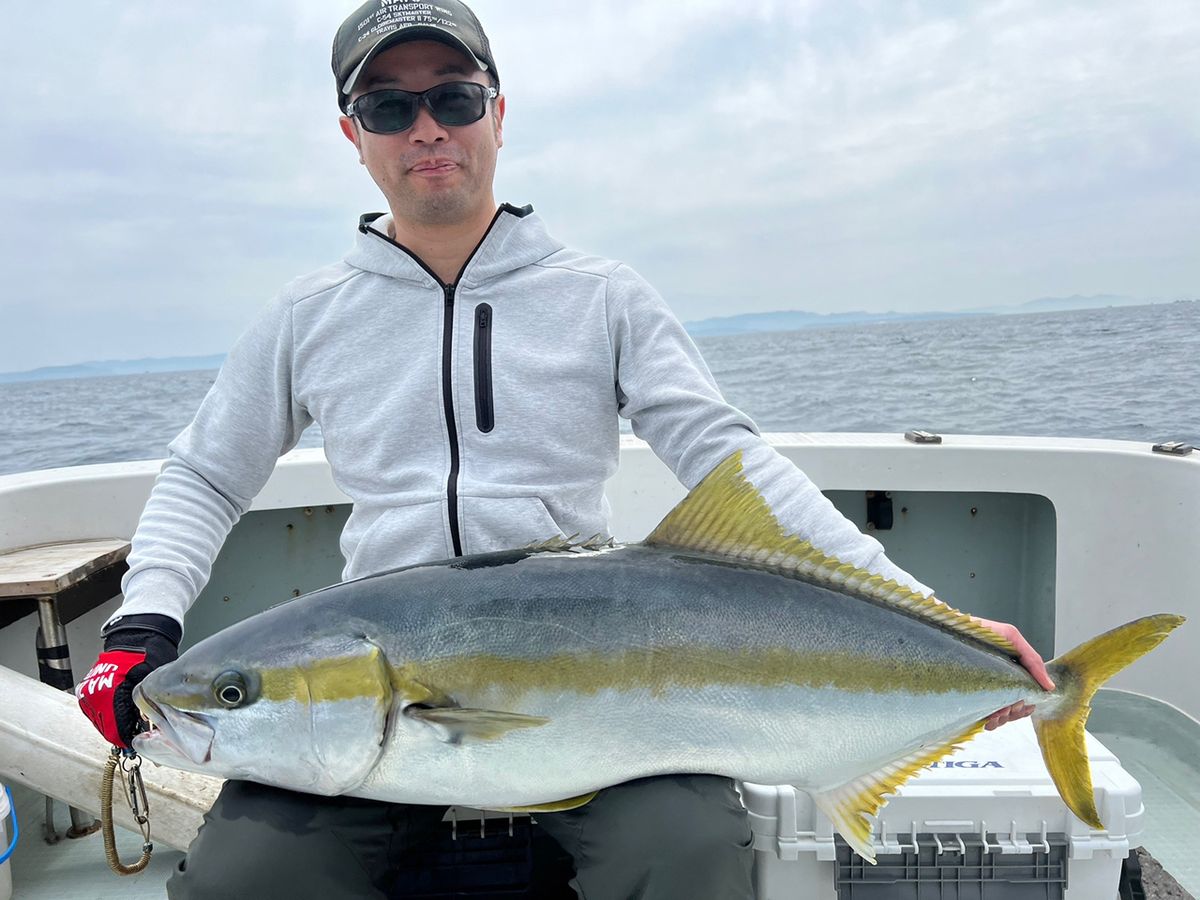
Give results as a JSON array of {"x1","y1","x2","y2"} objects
[{"x1": 133, "y1": 452, "x2": 1184, "y2": 861}]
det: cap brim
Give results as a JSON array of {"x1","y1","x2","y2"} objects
[{"x1": 340, "y1": 27, "x2": 489, "y2": 97}]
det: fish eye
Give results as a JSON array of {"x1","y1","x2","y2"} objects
[{"x1": 213, "y1": 671, "x2": 249, "y2": 708}]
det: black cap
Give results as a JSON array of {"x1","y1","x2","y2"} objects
[{"x1": 332, "y1": 0, "x2": 498, "y2": 110}]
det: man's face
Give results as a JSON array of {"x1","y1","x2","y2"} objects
[{"x1": 339, "y1": 40, "x2": 505, "y2": 228}]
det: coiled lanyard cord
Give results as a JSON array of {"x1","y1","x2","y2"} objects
[{"x1": 101, "y1": 748, "x2": 153, "y2": 875}]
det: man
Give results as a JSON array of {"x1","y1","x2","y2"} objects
[{"x1": 76, "y1": 2, "x2": 1052, "y2": 897}]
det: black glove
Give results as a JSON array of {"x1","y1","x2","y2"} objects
[{"x1": 77, "y1": 613, "x2": 181, "y2": 748}]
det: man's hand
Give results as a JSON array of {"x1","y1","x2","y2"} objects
[
  {"x1": 76, "y1": 614, "x2": 181, "y2": 748},
  {"x1": 972, "y1": 616, "x2": 1055, "y2": 731}
]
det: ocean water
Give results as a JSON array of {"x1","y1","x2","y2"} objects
[{"x1": 0, "y1": 301, "x2": 1196, "y2": 477}]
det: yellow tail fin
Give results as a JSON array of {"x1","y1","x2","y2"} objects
[{"x1": 1033, "y1": 614, "x2": 1185, "y2": 827}]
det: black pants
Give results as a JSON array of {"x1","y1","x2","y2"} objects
[{"x1": 168, "y1": 775, "x2": 754, "y2": 900}]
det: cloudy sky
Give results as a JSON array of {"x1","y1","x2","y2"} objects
[{"x1": 2, "y1": 0, "x2": 1197, "y2": 372}]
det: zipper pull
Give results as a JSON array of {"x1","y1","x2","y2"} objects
[
  {"x1": 478, "y1": 308, "x2": 490, "y2": 328},
  {"x1": 444, "y1": 284, "x2": 455, "y2": 305}
]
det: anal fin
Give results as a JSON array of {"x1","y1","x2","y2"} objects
[{"x1": 812, "y1": 718, "x2": 988, "y2": 863}]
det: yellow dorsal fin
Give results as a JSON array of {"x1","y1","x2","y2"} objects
[
  {"x1": 645, "y1": 451, "x2": 1016, "y2": 655},
  {"x1": 812, "y1": 718, "x2": 989, "y2": 862}
]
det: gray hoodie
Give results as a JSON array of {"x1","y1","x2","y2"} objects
[{"x1": 109, "y1": 205, "x2": 930, "y2": 630}]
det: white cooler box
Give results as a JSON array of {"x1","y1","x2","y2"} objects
[{"x1": 740, "y1": 720, "x2": 1142, "y2": 900}]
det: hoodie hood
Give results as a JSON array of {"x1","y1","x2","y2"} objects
[{"x1": 345, "y1": 204, "x2": 566, "y2": 287}]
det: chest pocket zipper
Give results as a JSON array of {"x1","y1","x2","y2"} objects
[{"x1": 473, "y1": 303, "x2": 495, "y2": 433}]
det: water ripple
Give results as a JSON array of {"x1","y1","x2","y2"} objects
[{"x1": 1, "y1": 303, "x2": 1197, "y2": 476}]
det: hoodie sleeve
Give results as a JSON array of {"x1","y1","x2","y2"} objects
[
  {"x1": 104, "y1": 292, "x2": 313, "y2": 631},
  {"x1": 605, "y1": 263, "x2": 933, "y2": 596}
]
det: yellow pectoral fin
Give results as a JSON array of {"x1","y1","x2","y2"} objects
[
  {"x1": 404, "y1": 706, "x2": 549, "y2": 743},
  {"x1": 493, "y1": 791, "x2": 599, "y2": 814},
  {"x1": 812, "y1": 718, "x2": 989, "y2": 864}
]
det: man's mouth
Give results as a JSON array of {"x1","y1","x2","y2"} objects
[{"x1": 410, "y1": 159, "x2": 459, "y2": 176}]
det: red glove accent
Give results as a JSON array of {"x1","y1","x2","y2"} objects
[{"x1": 76, "y1": 649, "x2": 147, "y2": 747}]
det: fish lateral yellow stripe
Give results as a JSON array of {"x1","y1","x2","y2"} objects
[
  {"x1": 259, "y1": 645, "x2": 391, "y2": 704},
  {"x1": 644, "y1": 451, "x2": 1018, "y2": 656},
  {"x1": 398, "y1": 646, "x2": 1025, "y2": 702},
  {"x1": 1034, "y1": 613, "x2": 1186, "y2": 829}
]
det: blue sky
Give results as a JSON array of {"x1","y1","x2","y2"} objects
[{"x1": 2, "y1": 0, "x2": 1196, "y2": 372}]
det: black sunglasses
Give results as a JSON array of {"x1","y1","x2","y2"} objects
[{"x1": 347, "y1": 82, "x2": 498, "y2": 135}]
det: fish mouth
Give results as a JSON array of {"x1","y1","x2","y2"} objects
[{"x1": 132, "y1": 684, "x2": 215, "y2": 765}]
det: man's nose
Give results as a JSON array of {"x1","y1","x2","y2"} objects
[{"x1": 408, "y1": 104, "x2": 448, "y2": 143}]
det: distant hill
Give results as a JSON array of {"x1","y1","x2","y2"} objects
[
  {"x1": 2, "y1": 295, "x2": 1183, "y2": 381},
  {"x1": 684, "y1": 309, "x2": 975, "y2": 337},
  {"x1": 979, "y1": 294, "x2": 1149, "y2": 315},
  {"x1": 684, "y1": 294, "x2": 1165, "y2": 337},
  {"x1": 0, "y1": 354, "x2": 226, "y2": 384}
]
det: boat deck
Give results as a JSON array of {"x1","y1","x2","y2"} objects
[
  {"x1": 1090, "y1": 691, "x2": 1200, "y2": 898},
  {"x1": 6, "y1": 782, "x2": 184, "y2": 898}
]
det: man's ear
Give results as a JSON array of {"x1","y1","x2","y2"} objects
[
  {"x1": 339, "y1": 115, "x2": 364, "y2": 162},
  {"x1": 494, "y1": 94, "x2": 505, "y2": 149}
]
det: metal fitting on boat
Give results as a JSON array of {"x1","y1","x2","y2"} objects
[
  {"x1": 1152, "y1": 441, "x2": 1194, "y2": 456},
  {"x1": 905, "y1": 430, "x2": 943, "y2": 444}
]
